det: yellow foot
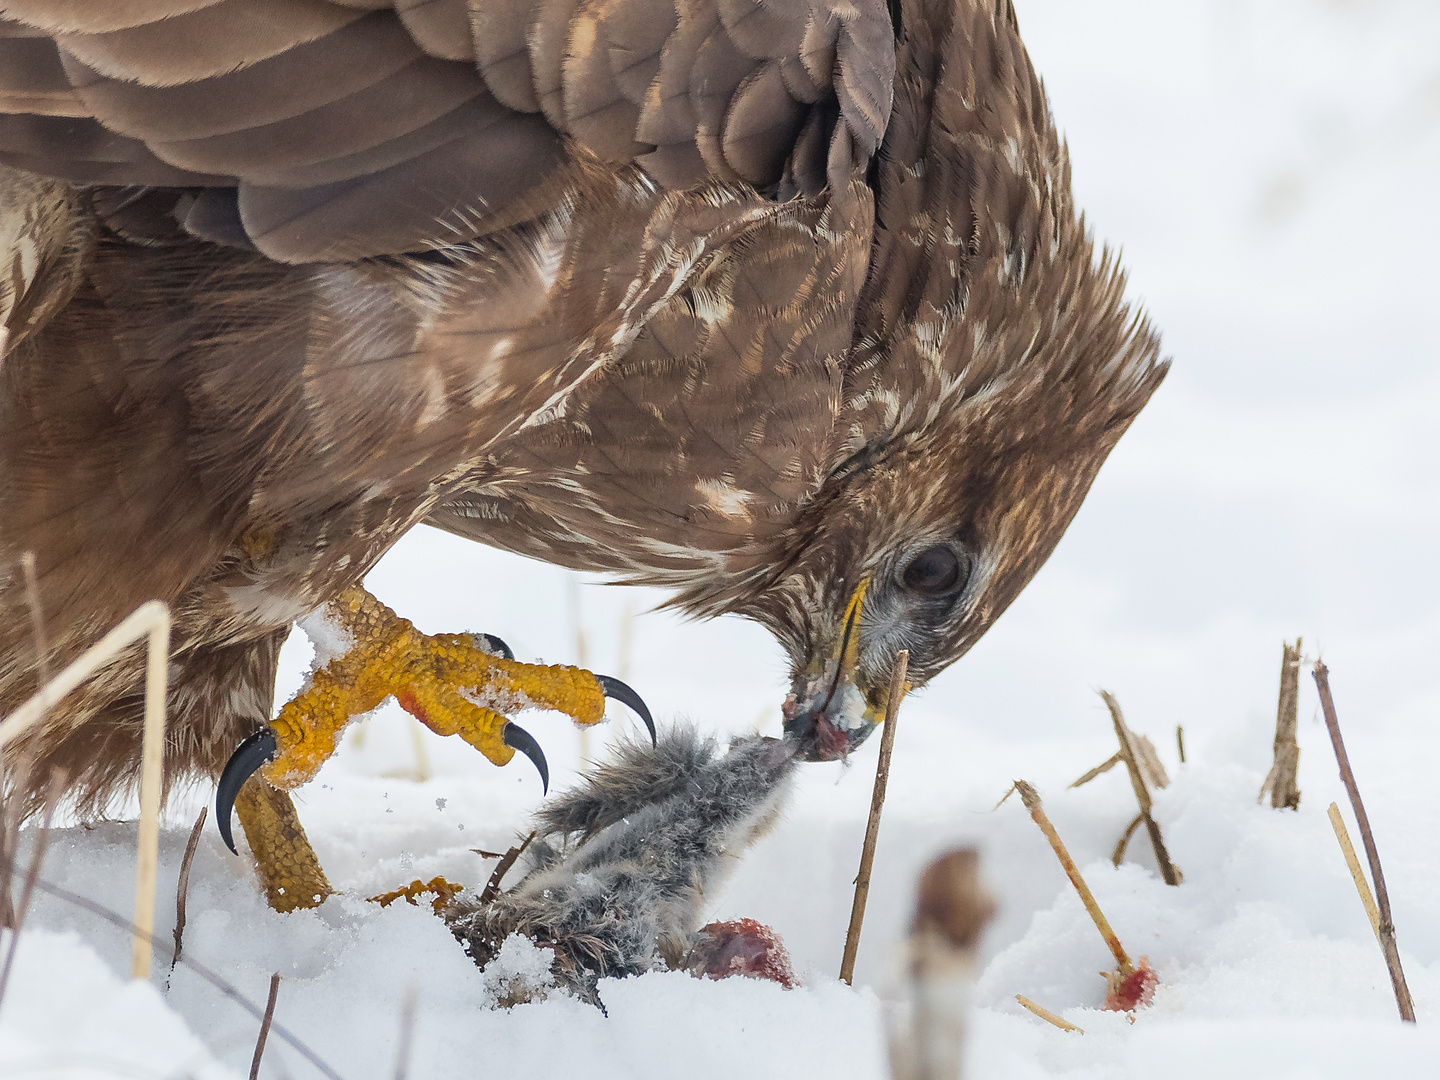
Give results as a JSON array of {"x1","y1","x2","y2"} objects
[
  {"x1": 215, "y1": 585, "x2": 653, "y2": 863},
  {"x1": 232, "y1": 778, "x2": 334, "y2": 912},
  {"x1": 369, "y1": 876, "x2": 466, "y2": 915}
]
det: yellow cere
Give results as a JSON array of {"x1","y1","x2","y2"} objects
[{"x1": 262, "y1": 586, "x2": 608, "y2": 790}]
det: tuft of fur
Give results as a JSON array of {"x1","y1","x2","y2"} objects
[{"x1": 447, "y1": 726, "x2": 797, "y2": 1006}]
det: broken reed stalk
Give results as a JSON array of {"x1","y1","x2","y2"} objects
[
  {"x1": 1015, "y1": 995, "x2": 1083, "y2": 1034},
  {"x1": 0, "y1": 599, "x2": 172, "y2": 979},
  {"x1": 1258, "y1": 638, "x2": 1302, "y2": 809},
  {"x1": 0, "y1": 768, "x2": 64, "y2": 1014},
  {"x1": 1013, "y1": 781, "x2": 1132, "y2": 981},
  {"x1": 0, "y1": 761, "x2": 22, "y2": 930},
  {"x1": 478, "y1": 831, "x2": 535, "y2": 905},
  {"x1": 1312, "y1": 662, "x2": 1414, "y2": 1023},
  {"x1": 250, "y1": 972, "x2": 281, "y2": 1080},
  {"x1": 840, "y1": 649, "x2": 909, "y2": 985},
  {"x1": 1099, "y1": 692, "x2": 1180, "y2": 886},
  {"x1": 1110, "y1": 814, "x2": 1144, "y2": 868},
  {"x1": 1069, "y1": 752, "x2": 1121, "y2": 789},
  {"x1": 892, "y1": 849, "x2": 996, "y2": 1080},
  {"x1": 19, "y1": 552, "x2": 49, "y2": 690},
  {"x1": 170, "y1": 806, "x2": 208, "y2": 977},
  {"x1": 1327, "y1": 802, "x2": 1380, "y2": 943},
  {"x1": 393, "y1": 982, "x2": 419, "y2": 1080}
]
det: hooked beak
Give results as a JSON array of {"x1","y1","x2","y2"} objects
[{"x1": 782, "y1": 579, "x2": 893, "y2": 761}]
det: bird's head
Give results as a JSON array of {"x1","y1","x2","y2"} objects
[
  {"x1": 738, "y1": 0, "x2": 1169, "y2": 758},
  {"x1": 749, "y1": 307, "x2": 1164, "y2": 761}
]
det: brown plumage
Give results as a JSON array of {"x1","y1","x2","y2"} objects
[{"x1": 0, "y1": 0, "x2": 1166, "y2": 818}]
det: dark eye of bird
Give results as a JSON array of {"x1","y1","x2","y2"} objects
[{"x1": 901, "y1": 545, "x2": 965, "y2": 595}]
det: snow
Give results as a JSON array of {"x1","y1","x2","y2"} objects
[{"x1": 6, "y1": 0, "x2": 1439, "y2": 1077}]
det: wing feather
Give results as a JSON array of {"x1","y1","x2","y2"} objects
[
  {"x1": 3, "y1": 0, "x2": 898, "y2": 260},
  {"x1": 147, "y1": 56, "x2": 482, "y2": 181},
  {"x1": 0, "y1": 0, "x2": 226, "y2": 35},
  {"x1": 53, "y1": 0, "x2": 365, "y2": 88},
  {"x1": 395, "y1": 0, "x2": 473, "y2": 60},
  {"x1": 237, "y1": 100, "x2": 563, "y2": 261}
]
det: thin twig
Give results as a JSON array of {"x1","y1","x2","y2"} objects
[
  {"x1": 1069, "y1": 752, "x2": 1121, "y2": 789},
  {"x1": 249, "y1": 972, "x2": 280, "y2": 1080},
  {"x1": 1110, "y1": 813, "x2": 1144, "y2": 868},
  {"x1": 392, "y1": 982, "x2": 419, "y2": 1080},
  {"x1": 0, "y1": 768, "x2": 64, "y2": 1013},
  {"x1": 1176, "y1": 725, "x2": 1185, "y2": 764},
  {"x1": 170, "y1": 806, "x2": 208, "y2": 979},
  {"x1": 479, "y1": 831, "x2": 535, "y2": 905},
  {"x1": 840, "y1": 650, "x2": 909, "y2": 985},
  {"x1": 1100, "y1": 692, "x2": 1180, "y2": 885},
  {"x1": 2, "y1": 858, "x2": 345, "y2": 1080},
  {"x1": 1327, "y1": 802, "x2": 1380, "y2": 943},
  {"x1": 19, "y1": 552, "x2": 49, "y2": 691},
  {"x1": 1015, "y1": 995, "x2": 1083, "y2": 1033},
  {"x1": 1014, "y1": 780, "x2": 1131, "y2": 979},
  {"x1": 1313, "y1": 662, "x2": 1414, "y2": 1023}
]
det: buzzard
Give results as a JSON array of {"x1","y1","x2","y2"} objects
[{"x1": 0, "y1": 0, "x2": 1165, "y2": 905}]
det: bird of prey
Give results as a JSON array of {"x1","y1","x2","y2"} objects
[{"x1": 0, "y1": 0, "x2": 1166, "y2": 907}]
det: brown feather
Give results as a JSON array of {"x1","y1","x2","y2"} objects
[
  {"x1": 147, "y1": 56, "x2": 483, "y2": 181},
  {"x1": 57, "y1": 13, "x2": 422, "y2": 142},
  {"x1": 53, "y1": 0, "x2": 365, "y2": 88},
  {"x1": 395, "y1": 0, "x2": 473, "y2": 60},
  {"x1": 722, "y1": 60, "x2": 805, "y2": 185},
  {"x1": 0, "y1": 0, "x2": 226, "y2": 36},
  {"x1": 470, "y1": 0, "x2": 544, "y2": 113}
]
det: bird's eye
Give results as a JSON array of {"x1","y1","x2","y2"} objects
[{"x1": 901, "y1": 545, "x2": 966, "y2": 595}]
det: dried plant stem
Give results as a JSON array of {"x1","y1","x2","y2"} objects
[
  {"x1": 19, "y1": 552, "x2": 49, "y2": 690},
  {"x1": 479, "y1": 831, "x2": 535, "y2": 905},
  {"x1": 1327, "y1": 802, "x2": 1380, "y2": 943},
  {"x1": 1100, "y1": 692, "x2": 1179, "y2": 886},
  {"x1": 1014, "y1": 780, "x2": 1132, "y2": 980},
  {"x1": 1259, "y1": 638, "x2": 1303, "y2": 809},
  {"x1": 406, "y1": 716, "x2": 432, "y2": 782},
  {"x1": 1015, "y1": 995, "x2": 1083, "y2": 1034},
  {"x1": 893, "y1": 850, "x2": 995, "y2": 1080},
  {"x1": 0, "y1": 764, "x2": 22, "y2": 930},
  {"x1": 1110, "y1": 813, "x2": 1144, "y2": 868},
  {"x1": 840, "y1": 650, "x2": 909, "y2": 985},
  {"x1": 0, "y1": 768, "x2": 64, "y2": 1013},
  {"x1": 1175, "y1": 726, "x2": 1185, "y2": 764},
  {"x1": 1312, "y1": 662, "x2": 1414, "y2": 1023},
  {"x1": 393, "y1": 982, "x2": 419, "y2": 1080},
  {"x1": 170, "y1": 807, "x2": 207, "y2": 977},
  {"x1": 249, "y1": 972, "x2": 281, "y2": 1080},
  {"x1": 1069, "y1": 752, "x2": 1121, "y2": 788},
  {"x1": 0, "y1": 599, "x2": 172, "y2": 979}
]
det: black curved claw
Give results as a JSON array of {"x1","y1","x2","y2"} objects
[
  {"x1": 595, "y1": 674, "x2": 656, "y2": 746},
  {"x1": 471, "y1": 633, "x2": 515, "y2": 661},
  {"x1": 503, "y1": 721, "x2": 549, "y2": 794},
  {"x1": 216, "y1": 728, "x2": 278, "y2": 855}
]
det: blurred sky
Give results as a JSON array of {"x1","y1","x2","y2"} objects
[{"x1": 286, "y1": 0, "x2": 1440, "y2": 797}]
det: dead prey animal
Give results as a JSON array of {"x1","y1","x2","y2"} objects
[{"x1": 446, "y1": 727, "x2": 799, "y2": 1006}]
